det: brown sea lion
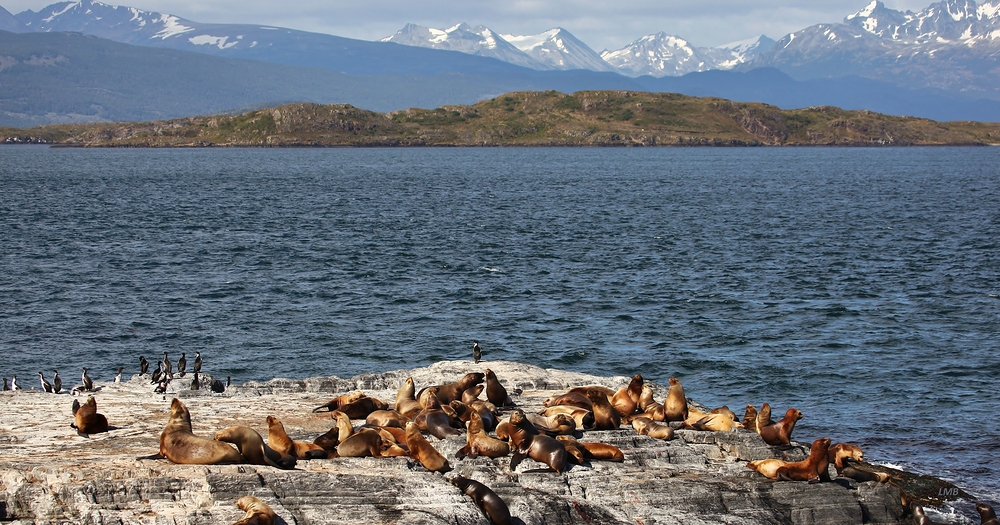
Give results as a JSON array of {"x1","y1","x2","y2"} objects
[
  {"x1": 313, "y1": 426, "x2": 341, "y2": 454},
  {"x1": 688, "y1": 412, "x2": 744, "y2": 432},
  {"x1": 414, "y1": 393, "x2": 463, "y2": 439},
  {"x1": 636, "y1": 385, "x2": 666, "y2": 421},
  {"x1": 611, "y1": 386, "x2": 638, "y2": 418},
  {"x1": 366, "y1": 409, "x2": 410, "y2": 429},
  {"x1": 742, "y1": 404, "x2": 759, "y2": 432},
  {"x1": 664, "y1": 377, "x2": 688, "y2": 422},
  {"x1": 747, "y1": 458, "x2": 786, "y2": 480},
  {"x1": 484, "y1": 369, "x2": 511, "y2": 407},
  {"x1": 710, "y1": 406, "x2": 737, "y2": 421},
  {"x1": 556, "y1": 435, "x2": 623, "y2": 462},
  {"x1": 71, "y1": 396, "x2": 109, "y2": 435},
  {"x1": 159, "y1": 398, "x2": 244, "y2": 465},
  {"x1": 584, "y1": 388, "x2": 621, "y2": 430},
  {"x1": 776, "y1": 437, "x2": 831, "y2": 483},
  {"x1": 421, "y1": 373, "x2": 484, "y2": 406},
  {"x1": 405, "y1": 422, "x2": 452, "y2": 473},
  {"x1": 756, "y1": 402, "x2": 775, "y2": 430},
  {"x1": 336, "y1": 396, "x2": 380, "y2": 420},
  {"x1": 631, "y1": 417, "x2": 674, "y2": 440},
  {"x1": 528, "y1": 413, "x2": 577, "y2": 436},
  {"x1": 451, "y1": 476, "x2": 513, "y2": 525},
  {"x1": 543, "y1": 391, "x2": 593, "y2": 410},
  {"x1": 395, "y1": 377, "x2": 423, "y2": 419},
  {"x1": 314, "y1": 410, "x2": 354, "y2": 453},
  {"x1": 232, "y1": 495, "x2": 277, "y2": 525},
  {"x1": 312, "y1": 390, "x2": 366, "y2": 413},
  {"x1": 976, "y1": 503, "x2": 999, "y2": 525},
  {"x1": 569, "y1": 385, "x2": 616, "y2": 400},
  {"x1": 336, "y1": 427, "x2": 384, "y2": 458},
  {"x1": 376, "y1": 425, "x2": 407, "y2": 446},
  {"x1": 537, "y1": 405, "x2": 596, "y2": 431},
  {"x1": 462, "y1": 384, "x2": 485, "y2": 404},
  {"x1": 559, "y1": 436, "x2": 586, "y2": 464},
  {"x1": 840, "y1": 465, "x2": 892, "y2": 483},
  {"x1": 265, "y1": 416, "x2": 327, "y2": 459},
  {"x1": 457, "y1": 411, "x2": 511, "y2": 459},
  {"x1": 215, "y1": 426, "x2": 296, "y2": 469},
  {"x1": 507, "y1": 410, "x2": 567, "y2": 474},
  {"x1": 828, "y1": 443, "x2": 864, "y2": 473},
  {"x1": 759, "y1": 408, "x2": 802, "y2": 447}
]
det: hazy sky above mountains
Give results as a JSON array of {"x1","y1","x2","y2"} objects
[{"x1": 4, "y1": 0, "x2": 936, "y2": 49}]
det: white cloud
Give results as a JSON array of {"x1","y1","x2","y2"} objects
[{"x1": 3, "y1": 0, "x2": 941, "y2": 49}]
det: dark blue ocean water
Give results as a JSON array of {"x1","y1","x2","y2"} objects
[{"x1": 2, "y1": 146, "x2": 998, "y2": 513}]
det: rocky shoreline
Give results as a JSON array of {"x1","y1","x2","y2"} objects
[{"x1": 0, "y1": 360, "x2": 965, "y2": 524}]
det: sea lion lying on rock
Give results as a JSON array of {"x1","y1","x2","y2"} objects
[
  {"x1": 158, "y1": 398, "x2": 244, "y2": 465},
  {"x1": 71, "y1": 396, "x2": 108, "y2": 435},
  {"x1": 232, "y1": 495, "x2": 277, "y2": 525}
]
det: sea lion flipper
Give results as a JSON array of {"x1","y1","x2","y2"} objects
[
  {"x1": 509, "y1": 449, "x2": 525, "y2": 471},
  {"x1": 136, "y1": 453, "x2": 166, "y2": 460}
]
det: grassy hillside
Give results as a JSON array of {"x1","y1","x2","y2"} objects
[{"x1": 4, "y1": 90, "x2": 999, "y2": 147}]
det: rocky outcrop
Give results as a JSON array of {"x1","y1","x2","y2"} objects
[{"x1": 0, "y1": 360, "x2": 910, "y2": 524}]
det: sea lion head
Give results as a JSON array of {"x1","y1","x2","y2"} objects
[{"x1": 787, "y1": 408, "x2": 803, "y2": 422}]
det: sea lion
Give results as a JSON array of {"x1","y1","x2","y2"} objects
[
  {"x1": 828, "y1": 443, "x2": 864, "y2": 473},
  {"x1": 537, "y1": 406, "x2": 596, "y2": 431},
  {"x1": 556, "y1": 435, "x2": 624, "y2": 462},
  {"x1": 312, "y1": 390, "x2": 366, "y2": 413},
  {"x1": 158, "y1": 398, "x2": 244, "y2": 465},
  {"x1": 366, "y1": 409, "x2": 410, "y2": 429},
  {"x1": 543, "y1": 391, "x2": 593, "y2": 410},
  {"x1": 742, "y1": 404, "x2": 759, "y2": 432},
  {"x1": 484, "y1": 369, "x2": 511, "y2": 407},
  {"x1": 215, "y1": 426, "x2": 296, "y2": 469},
  {"x1": 710, "y1": 406, "x2": 737, "y2": 421},
  {"x1": 337, "y1": 396, "x2": 382, "y2": 419},
  {"x1": 631, "y1": 417, "x2": 674, "y2": 440},
  {"x1": 336, "y1": 427, "x2": 384, "y2": 458},
  {"x1": 395, "y1": 377, "x2": 423, "y2": 419},
  {"x1": 759, "y1": 408, "x2": 802, "y2": 447},
  {"x1": 414, "y1": 392, "x2": 463, "y2": 439},
  {"x1": 776, "y1": 437, "x2": 831, "y2": 483},
  {"x1": 584, "y1": 388, "x2": 621, "y2": 430},
  {"x1": 840, "y1": 465, "x2": 891, "y2": 483},
  {"x1": 314, "y1": 410, "x2": 354, "y2": 453},
  {"x1": 405, "y1": 422, "x2": 452, "y2": 473},
  {"x1": 976, "y1": 503, "x2": 999, "y2": 525},
  {"x1": 569, "y1": 385, "x2": 616, "y2": 399},
  {"x1": 462, "y1": 384, "x2": 485, "y2": 404},
  {"x1": 422, "y1": 372, "x2": 485, "y2": 406},
  {"x1": 688, "y1": 412, "x2": 743, "y2": 432},
  {"x1": 265, "y1": 416, "x2": 327, "y2": 459},
  {"x1": 664, "y1": 377, "x2": 688, "y2": 422},
  {"x1": 747, "y1": 458, "x2": 786, "y2": 480},
  {"x1": 756, "y1": 402, "x2": 774, "y2": 430},
  {"x1": 636, "y1": 385, "x2": 666, "y2": 421},
  {"x1": 507, "y1": 410, "x2": 567, "y2": 474},
  {"x1": 528, "y1": 413, "x2": 577, "y2": 436},
  {"x1": 71, "y1": 396, "x2": 109, "y2": 434},
  {"x1": 233, "y1": 495, "x2": 277, "y2": 525},
  {"x1": 457, "y1": 411, "x2": 511, "y2": 459},
  {"x1": 611, "y1": 385, "x2": 638, "y2": 418},
  {"x1": 451, "y1": 476, "x2": 511, "y2": 525}
]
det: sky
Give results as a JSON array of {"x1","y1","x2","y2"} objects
[{"x1": 2, "y1": 0, "x2": 939, "y2": 49}]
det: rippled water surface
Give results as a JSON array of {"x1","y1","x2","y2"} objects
[{"x1": 2, "y1": 146, "x2": 998, "y2": 511}]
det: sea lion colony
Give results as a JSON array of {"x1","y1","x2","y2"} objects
[{"x1": 4, "y1": 359, "x2": 992, "y2": 525}]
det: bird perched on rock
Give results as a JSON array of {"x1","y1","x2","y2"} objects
[
  {"x1": 176, "y1": 353, "x2": 187, "y2": 377},
  {"x1": 81, "y1": 367, "x2": 94, "y2": 392},
  {"x1": 210, "y1": 376, "x2": 228, "y2": 393},
  {"x1": 190, "y1": 372, "x2": 200, "y2": 390},
  {"x1": 139, "y1": 356, "x2": 149, "y2": 375},
  {"x1": 38, "y1": 371, "x2": 53, "y2": 393},
  {"x1": 113, "y1": 366, "x2": 124, "y2": 383},
  {"x1": 3, "y1": 377, "x2": 9, "y2": 391},
  {"x1": 52, "y1": 370, "x2": 62, "y2": 394},
  {"x1": 11, "y1": 375, "x2": 22, "y2": 391},
  {"x1": 151, "y1": 362, "x2": 164, "y2": 384},
  {"x1": 161, "y1": 352, "x2": 172, "y2": 377},
  {"x1": 192, "y1": 352, "x2": 202, "y2": 374},
  {"x1": 472, "y1": 340, "x2": 482, "y2": 363},
  {"x1": 154, "y1": 378, "x2": 170, "y2": 394}
]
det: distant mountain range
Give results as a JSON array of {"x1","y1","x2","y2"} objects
[{"x1": 3, "y1": 0, "x2": 1000, "y2": 126}]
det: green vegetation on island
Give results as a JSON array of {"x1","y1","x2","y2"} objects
[{"x1": 3, "y1": 90, "x2": 1000, "y2": 147}]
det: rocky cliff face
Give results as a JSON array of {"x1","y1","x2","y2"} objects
[{"x1": 0, "y1": 360, "x2": 911, "y2": 524}]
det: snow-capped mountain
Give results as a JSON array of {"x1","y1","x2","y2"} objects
[
  {"x1": 599, "y1": 33, "x2": 773, "y2": 77},
  {"x1": 745, "y1": 0, "x2": 1000, "y2": 98},
  {"x1": 381, "y1": 23, "x2": 543, "y2": 69},
  {"x1": 501, "y1": 28, "x2": 616, "y2": 72},
  {"x1": 8, "y1": 0, "x2": 534, "y2": 76}
]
